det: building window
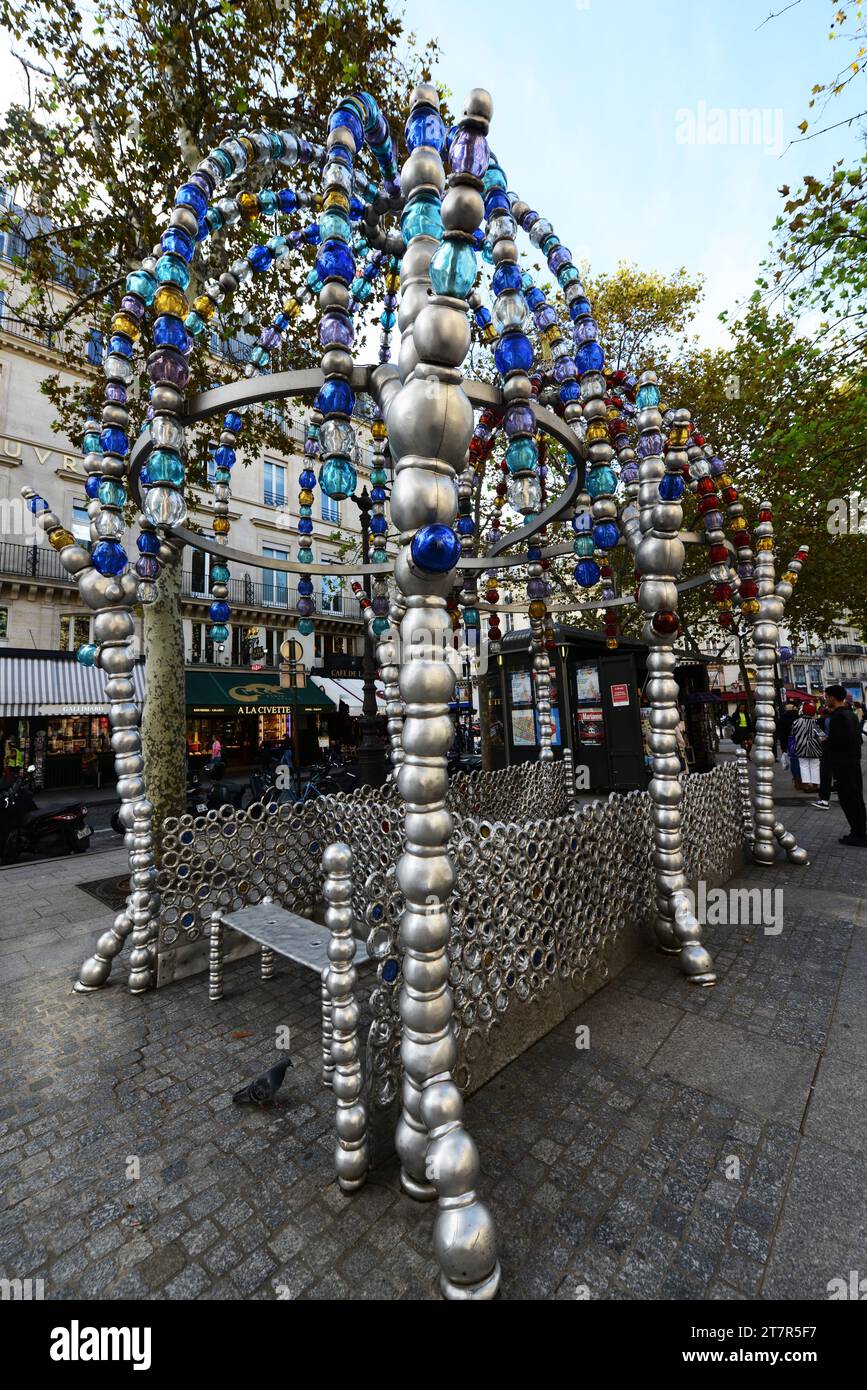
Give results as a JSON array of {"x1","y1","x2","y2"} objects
[
  {"x1": 322, "y1": 493, "x2": 340, "y2": 524},
  {"x1": 191, "y1": 622, "x2": 215, "y2": 665},
  {"x1": 321, "y1": 573, "x2": 343, "y2": 614},
  {"x1": 793, "y1": 664, "x2": 806, "y2": 688},
  {"x1": 190, "y1": 542, "x2": 216, "y2": 597},
  {"x1": 72, "y1": 500, "x2": 91, "y2": 552},
  {"x1": 264, "y1": 460, "x2": 287, "y2": 508},
  {"x1": 262, "y1": 545, "x2": 289, "y2": 606},
  {"x1": 59, "y1": 614, "x2": 92, "y2": 651},
  {"x1": 0, "y1": 606, "x2": 7, "y2": 639},
  {"x1": 86, "y1": 329, "x2": 104, "y2": 367},
  {"x1": 808, "y1": 665, "x2": 823, "y2": 688}
]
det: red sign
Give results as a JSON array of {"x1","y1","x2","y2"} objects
[{"x1": 611, "y1": 683, "x2": 629, "y2": 707}]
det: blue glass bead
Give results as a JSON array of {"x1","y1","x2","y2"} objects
[
  {"x1": 370, "y1": 514, "x2": 387, "y2": 535},
  {"x1": 298, "y1": 578, "x2": 314, "y2": 596},
  {"x1": 108, "y1": 333, "x2": 133, "y2": 360},
  {"x1": 316, "y1": 238, "x2": 355, "y2": 284},
  {"x1": 574, "y1": 559, "x2": 601, "y2": 587},
  {"x1": 299, "y1": 469, "x2": 317, "y2": 491},
  {"x1": 659, "y1": 473, "x2": 685, "y2": 501},
  {"x1": 410, "y1": 523, "x2": 461, "y2": 574},
  {"x1": 224, "y1": 411, "x2": 243, "y2": 433},
  {"x1": 575, "y1": 341, "x2": 605, "y2": 374},
  {"x1": 296, "y1": 597, "x2": 314, "y2": 618},
  {"x1": 251, "y1": 346, "x2": 269, "y2": 367},
  {"x1": 318, "y1": 456, "x2": 357, "y2": 500},
  {"x1": 429, "y1": 239, "x2": 477, "y2": 297},
  {"x1": 592, "y1": 520, "x2": 619, "y2": 550},
  {"x1": 214, "y1": 446, "x2": 236, "y2": 470},
  {"x1": 75, "y1": 643, "x2": 98, "y2": 667},
  {"x1": 298, "y1": 618, "x2": 315, "y2": 636},
  {"x1": 175, "y1": 182, "x2": 208, "y2": 220},
  {"x1": 298, "y1": 517, "x2": 313, "y2": 535},
  {"x1": 527, "y1": 546, "x2": 542, "y2": 562},
  {"x1": 457, "y1": 517, "x2": 474, "y2": 536},
  {"x1": 248, "y1": 244, "x2": 273, "y2": 272},
  {"x1": 636, "y1": 383, "x2": 661, "y2": 408},
  {"x1": 405, "y1": 108, "x2": 446, "y2": 152},
  {"x1": 471, "y1": 228, "x2": 485, "y2": 251},
  {"x1": 484, "y1": 190, "x2": 510, "y2": 216},
  {"x1": 316, "y1": 378, "x2": 355, "y2": 417},
  {"x1": 525, "y1": 286, "x2": 545, "y2": 311},
  {"x1": 155, "y1": 255, "x2": 190, "y2": 289},
  {"x1": 569, "y1": 298, "x2": 592, "y2": 320},
  {"x1": 573, "y1": 535, "x2": 594, "y2": 556},
  {"x1": 137, "y1": 531, "x2": 161, "y2": 554},
  {"x1": 153, "y1": 314, "x2": 189, "y2": 351},
  {"x1": 277, "y1": 187, "x2": 297, "y2": 213},
  {"x1": 371, "y1": 486, "x2": 387, "y2": 503},
  {"x1": 125, "y1": 270, "x2": 157, "y2": 304},
  {"x1": 100, "y1": 426, "x2": 129, "y2": 457},
  {"x1": 211, "y1": 563, "x2": 230, "y2": 583},
  {"x1": 329, "y1": 106, "x2": 363, "y2": 150},
  {"x1": 401, "y1": 195, "x2": 443, "y2": 242},
  {"x1": 586, "y1": 466, "x2": 617, "y2": 498},
  {"x1": 492, "y1": 262, "x2": 523, "y2": 296},
  {"x1": 560, "y1": 381, "x2": 581, "y2": 403},
  {"x1": 147, "y1": 450, "x2": 185, "y2": 486},
  {"x1": 463, "y1": 608, "x2": 479, "y2": 627},
  {"x1": 495, "y1": 331, "x2": 533, "y2": 377},
  {"x1": 91, "y1": 540, "x2": 127, "y2": 576},
  {"x1": 98, "y1": 480, "x2": 127, "y2": 508},
  {"x1": 161, "y1": 226, "x2": 194, "y2": 262},
  {"x1": 27, "y1": 495, "x2": 48, "y2": 514},
  {"x1": 209, "y1": 600, "x2": 231, "y2": 623},
  {"x1": 209, "y1": 624, "x2": 229, "y2": 643},
  {"x1": 505, "y1": 438, "x2": 538, "y2": 474},
  {"x1": 474, "y1": 306, "x2": 492, "y2": 327},
  {"x1": 85, "y1": 475, "x2": 101, "y2": 499}
]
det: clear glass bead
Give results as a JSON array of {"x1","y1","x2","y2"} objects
[{"x1": 492, "y1": 290, "x2": 530, "y2": 333}]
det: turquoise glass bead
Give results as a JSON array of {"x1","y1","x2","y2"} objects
[
  {"x1": 319, "y1": 456, "x2": 357, "y2": 500},
  {"x1": 573, "y1": 535, "x2": 595, "y2": 556},
  {"x1": 298, "y1": 619, "x2": 314, "y2": 636},
  {"x1": 147, "y1": 449, "x2": 185, "y2": 486},
  {"x1": 636, "y1": 383, "x2": 661, "y2": 408},
  {"x1": 505, "y1": 438, "x2": 538, "y2": 474},
  {"x1": 209, "y1": 624, "x2": 229, "y2": 643},
  {"x1": 211, "y1": 564, "x2": 230, "y2": 583},
  {"x1": 401, "y1": 195, "x2": 443, "y2": 242},
  {"x1": 98, "y1": 480, "x2": 127, "y2": 508},
  {"x1": 429, "y1": 239, "x2": 477, "y2": 297},
  {"x1": 586, "y1": 466, "x2": 617, "y2": 498},
  {"x1": 125, "y1": 270, "x2": 156, "y2": 303}
]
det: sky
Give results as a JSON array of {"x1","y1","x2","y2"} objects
[{"x1": 399, "y1": 0, "x2": 865, "y2": 343}]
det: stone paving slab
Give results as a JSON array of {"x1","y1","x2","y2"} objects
[{"x1": 0, "y1": 780, "x2": 865, "y2": 1301}]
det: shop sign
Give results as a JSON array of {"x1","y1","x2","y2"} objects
[{"x1": 611, "y1": 683, "x2": 630, "y2": 707}]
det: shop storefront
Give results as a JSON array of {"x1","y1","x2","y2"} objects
[
  {"x1": 0, "y1": 649, "x2": 147, "y2": 788},
  {"x1": 185, "y1": 669, "x2": 334, "y2": 768}
]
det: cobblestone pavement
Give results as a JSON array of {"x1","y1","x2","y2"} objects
[{"x1": 1, "y1": 770, "x2": 865, "y2": 1301}]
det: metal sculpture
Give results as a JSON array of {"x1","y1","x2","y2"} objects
[{"x1": 323, "y1": 842, "x2": 369, "y2": 1192}]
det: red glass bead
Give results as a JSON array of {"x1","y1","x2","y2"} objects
[{"x1": 652, "y1": 610, "x2": 679, "y2": 635}]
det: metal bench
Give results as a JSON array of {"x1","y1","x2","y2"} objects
[{"x1": 207, "y1": 896, "x2": 374, "y2": 1088}]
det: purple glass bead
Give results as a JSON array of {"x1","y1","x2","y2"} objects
[
  {"x1": 703, "y1": 511, "x2": 724, "y2": 531},
  {"x1": 296, "y1": 597, "x2": 315, "y2": 617},
  {"x1": 573, "y1": 317, "x2": 599, "y2": 344},
  {"x1": 637, "y1": 431, "x2": 664, "y2": 458},
  {"x1": 548, "y1": 246, "x2": 572, "y2": 274},
  {"x1": 304, "y1": 439, "x2": 318, "y2": 456},
  {"x1": 188, "y1": 171, "x2": 212, "y2": 197},
  {"x1": 378, "y1": 345, "x2": 391, "y2": 363},
  {"x1": 258, "y1": 326, "x2": 282, "y2": 350},
  {"x1": 621, "y1": 463, "x2": 639, "y2": 484},
  {"x1": 534, "y1": 305, "x2": 557, "y2": 332},
  {"x1": 553, "y1": 356, "x2": 577, "y2": 382},
  {"x1": 147, "y1": 349, "x2": 190, "y2": 389},
  {"x1": 527, "y1": 579, "x2": 546, "y2": 599},
  {"x1": 738, "y1": 562, "x2": 753, "y2": 578},
  {"x1": 503, "y1": 404, "x2": 534, "y2": 437},
  {"x1": 521, "y1": 210, "x2": 538, "y2": 231},
  {"x1": 120, "y1": 295, "x2": 145, "y2": 320},
  {"x1": 136, "y1": 555, "x2": 159, "y2": 579},
  {"x1": 319, "y1": 314, "x2": 355, "y2": 349},
  {"x1": 709, "y1": 455, "x2": 727, "y2": 476},
  {"x1": 539, "y1": 465, "x2": 548, "y2": 479},
  {"x1": 602, "y1": 588, "x2": 615, "y2": 601},
  {"x1": 105, "y1": 382, "x2": 128, "y2": 405},
  {"x1": 449, "y1": 127, "x2": 489, "y2": 178},
  {"x1": 372, "y1": 595, "x2": 389, "y2": 616}
]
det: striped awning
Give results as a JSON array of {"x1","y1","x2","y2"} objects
[{"x1": 0, "y1": 653, "x2": 147, "y2": 716}]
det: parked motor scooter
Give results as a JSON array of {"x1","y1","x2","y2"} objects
[{"x1": 0, "y1": 767, "x2": 92, "y2": 862}]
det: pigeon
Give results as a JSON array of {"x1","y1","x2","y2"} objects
[{"x1": 232, "y1": 1058, "x2": 292, "y2": 1107}]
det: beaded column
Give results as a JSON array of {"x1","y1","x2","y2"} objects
[
  {"x1": 323, "y1": 843, "x2": 368, "y2": 1191},
  {"x1": 386, "y1": 84, "x2": 500, "y2": 1300},
  {"x1": 750, "y1": 510, "x2": 810, "y2": 866},
  {"x1": 633, "y1": 391, "x2": 716, "y2": 985}
]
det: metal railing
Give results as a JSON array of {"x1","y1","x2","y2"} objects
[
  {"x1": 181, "y1": 570, "x2": 361, "y2": 619},
  {"x1": 0, "y1": 311, "x2": 98, "y2": 363},
  {"x1": 0, "y1": 539, "x2": 72, "y2": 583}
]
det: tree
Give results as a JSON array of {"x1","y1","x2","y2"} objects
[{"x1": 0, "y1": 0, "x2": 438, "y2": 822}]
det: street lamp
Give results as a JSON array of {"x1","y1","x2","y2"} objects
[{"x1": 346, "y1": 484, "x2": 387, "y2": 788}]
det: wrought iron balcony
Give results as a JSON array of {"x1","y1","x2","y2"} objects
[{"x1": 181, "y1": 570, "x2": 361, "y2": 620}]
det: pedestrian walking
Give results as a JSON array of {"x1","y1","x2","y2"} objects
[
  {"x1": 823, "y1": 684, "x2": 867, "y2": 847},
  {"x1": 791, "y1": 701, "x2": 822, "y2": 791}
]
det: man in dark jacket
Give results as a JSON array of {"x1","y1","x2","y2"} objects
[{"x1": 824, "y1": 685, "x2": 867, "y2": 846}]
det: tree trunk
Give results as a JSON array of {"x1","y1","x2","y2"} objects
[
  {"x1": 141, "y1": 551, "x2": 187, "y2": 829},
  {"x1": 478, "y1": 676, "x2": 492, "y2": 771}
]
